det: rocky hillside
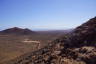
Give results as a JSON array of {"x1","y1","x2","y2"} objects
[
  {"x1": 0, "y1": 27, "x2": 36, "y2": 35},
  {"x1": 3, "y1": 17, "x2": 96, "y2": 64}
]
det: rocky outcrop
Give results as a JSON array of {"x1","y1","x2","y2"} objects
[
  {"x1": 64, "y1": 17, "x2": 96, "y2": 47},
  {"x1": 3, "y1": 17, "x2": 96, "y2": 64}
]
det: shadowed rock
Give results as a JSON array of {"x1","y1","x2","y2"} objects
[
  {"x1": 65, "y1": 17, "x2": 96, "y2": 47},
  {"x1": 3, "y1": 17, "x2": 96, "y2": 64}
]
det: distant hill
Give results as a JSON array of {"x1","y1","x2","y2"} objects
[
  {"x1": 5, "y1": 17, "x2": 96, "y2": 64},
  {"x1": 1, "y1": 17, "x2": 96, "y2": 64},
  {"x1": 0, "y1": 27, "x2": 36, "y2": 35}
]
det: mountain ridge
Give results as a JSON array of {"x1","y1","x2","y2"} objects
[
  {"x1": 3, "y1": 17, "x2": 96, "y2": 64},
  {"x1": 0, "y1": 27, "x2": 36, "y2": 35}
]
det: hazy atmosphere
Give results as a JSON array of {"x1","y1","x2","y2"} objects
[
  {"x1": 0, "y1": 0, "x2": 96, "y2": 30},
  {"x1": 0, "y1": 0, "x2": 96, "y2": 64}
]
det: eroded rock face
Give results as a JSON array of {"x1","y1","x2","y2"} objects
[{"x1": 4, "y1": 17, "x2": 96, "y2": 64}]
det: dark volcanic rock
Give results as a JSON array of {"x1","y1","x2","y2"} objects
[
  {"x1": 3, "y1": 17, "x2": 96, "y2": 64},
  {"x1": 0, "y1": 27, "x2": 35, "y2": 35},
  {"x1": 66, "y1": 17, "x2": 96, "y2": 47}
]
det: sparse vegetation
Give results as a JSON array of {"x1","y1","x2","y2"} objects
[
  {"x1": 0, "y1": 29, "x2": 66, "y2": 63},
  {"x1": 1, "y1": 17, "x2": 96, "y2": 64}
]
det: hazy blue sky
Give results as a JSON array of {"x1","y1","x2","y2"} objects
[{"x1": 0, "y1": 0, "x2": 96, "y2": 30}]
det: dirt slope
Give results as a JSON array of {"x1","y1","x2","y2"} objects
[{"x1": 3, "y1": 17, "x2": 96, "y2": 64}]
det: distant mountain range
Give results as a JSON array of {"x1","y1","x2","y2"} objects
[
  {"x1": 0, "y1": 27, "x2": 73, "y2": 35},
  {"x1": 0, "y1": 27, "x2": 36, "y2": 35}
]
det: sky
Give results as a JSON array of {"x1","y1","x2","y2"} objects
[{"x1": 0, "y1": 0, "x2": 96, "y2": 30}]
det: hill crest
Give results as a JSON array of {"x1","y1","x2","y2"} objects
[{"x1": 0, "y1": 27, "x2": 35, "y2": 35}]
